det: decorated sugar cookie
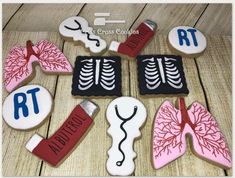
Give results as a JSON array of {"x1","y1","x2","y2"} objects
[
  {"x1": 109, "y1": 20, "x2": 157, "y2": 58},
  {"x1": 59, "y1": 16, "x2": 107, "y2": 54},
  {"x1": 168, "y1": 26, "x2": 207, "y2": 57},
  {"x1": 26, "y1": 100, "x2": 99, "y2": 166},
  {"x1": 2, "y1": 85, "x2": 53, "y2": 130},
  {"x1": 137, "y1": 55, "x2": 189, "y2": 95},
  {"x1": 4, "y1": 40, "x2": 73, "y2": 92},
  {"x1": 152, "y1": 98, "x2": 232, "y2": 169},
  {"x1": 72, "y1": 56, "x2": 122, "y2": 96},
  {"x1": 106, "y1": 97, "x2": 147, "y2": 176}
]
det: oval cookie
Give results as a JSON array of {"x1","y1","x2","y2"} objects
[
  {"x1": 2, "y1": 85, "x2": 53, "y2": 130},
  {"x1": 168, "y1": 26, "x2": 207, "y2": 57}
]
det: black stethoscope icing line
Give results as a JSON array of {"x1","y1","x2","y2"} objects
[{"x1": 114, "y1": 104, "x2": 138, "y2": 166}]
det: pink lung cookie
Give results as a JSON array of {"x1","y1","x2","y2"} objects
[
  {"x1": 152, "y1": 98, "x2": 231, "y2": 169},
  {"x1": 2, "y1": 85, "x2": 53, "y2": 130},
  {"x1": 4, "y1": 40, "x2": 73, "y2": 92}
]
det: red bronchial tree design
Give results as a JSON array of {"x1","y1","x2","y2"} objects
[
  {"x1": 4, "y1": 40, "x2": 72, "y2": 92},
  {"x1": 153, "y1": 98, "x2": 232, "y2": 169}
]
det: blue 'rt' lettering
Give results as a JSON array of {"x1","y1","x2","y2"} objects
[
  {"x1": 14, "y1": 87, "x2": 40, "y2": 120},
  {"x1": 177, "y1": 28, "x2": 198, "y2": 47}
]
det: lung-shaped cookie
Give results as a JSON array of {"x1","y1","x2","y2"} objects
[
  {"x1": 137, "y1": 55, "x2": 189, "y2": 95},
  {"x1": 4, "y1": 40, "x2": 73, "y2": 92},
  {"x1": 152, "y1": 98, "x2": 232, "y2": 169},
  {"x1": 59, "y1": 16, "x2": 107, "y2": 54},
  {"x1": 106, "y1": 97, "x2": 147, "y2": 176},
  {"x1": 72, "y1": 56, "x2": 122, "y2": 96}
]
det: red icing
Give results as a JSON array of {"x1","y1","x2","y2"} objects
[
  {"x1": 153, "y1": 98, "x2": 231, "y2": 168},
  {"x1": 117, "y1": 22, "x2": 154, "y2": 58},
  {"x1": 4, "y1": 40, "x2": 72, "y2": 92},
  {"x1": 32, "y1": 105, "x2": 93, "y2": 166}
]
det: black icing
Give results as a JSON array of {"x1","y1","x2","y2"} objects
[
  {"x1": 72, "y1": 56, "x2": 122, "y2": 96},
  {"x1": 64, "y1": 19, "x2": 100, "y2": 47},
  {"x1": 115, "y1": 105, "x2": 138, "y2": 166},
  {"x1": 137, "y1": 55, "x2": 189, "y2": 95}
]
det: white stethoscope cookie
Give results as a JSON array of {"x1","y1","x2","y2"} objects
[
  {"x1": 59, "y1": 16, "x2": 107, "y2": 54},
  {"x1": 106, "y1": 96, "x2": 147, "y2": 176}
]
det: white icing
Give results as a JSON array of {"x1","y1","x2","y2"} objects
[
  {"x1": 164, "y1": 57, "x2": 183, "y2": 89},
  {"x1": 157, "y1": 58, "x2": 166, "y2": 83},
  {"x1": 2, "y1": 85, "x2": 52, "y2": 130},
  {"x1": 106, "y1": 97, "x2": 147, "y2": 176},
  {"x1": 78, "y1": 59, "x2": 94, "y2": 90},
  {"x1": 95, "y1": 59, "x2": 101, "y2": 85},
  {"x1": 168, "y1": 26, "x2": 207, "y2": 55},
  {"x1": 25, "y1": 134, "x2": 43, "y2": 152},
  {"x1": 59, "y1": 16, "x2": 107, "y2": 53},
  {"x1": 100, "y1": 59, "x2": 116, "y2": 90},
  {"x1": 143, "y1": 57, "x2": 184, "y2": 90},
  {"x1": 78, "y1": 58, "x2": 116, "y2": 91},
  {"x1": 109, "y1": 41, "x2": 120, "y2": 52}
]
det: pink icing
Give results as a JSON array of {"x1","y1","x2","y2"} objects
[
  {"x1": 153, "y1": 98, "x2": 232, "y2": 169},
  {"x1": 4, "y1": 40, "x2": 73, "y2": 92}
]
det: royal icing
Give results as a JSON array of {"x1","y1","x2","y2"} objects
[
  {"x1": 168, "y1": 26, "x2": 207, "y2": 57},
  {"x1": 4, "y1": 40, "x2": 73, "y2": 92},
  {"x1": 106, "y1": 97, "x2": 147, "y2": 176},
  {"x1": 26, "y1": 100, "x2": 99, "y2": 166},
  {"x1": 59, "y1": 16, "x2": 107, "y2": 54},
  {"x1": 72, "y1": 56, "x2": 122, "y2": 96},
  {"x1": 137, "y1": 55, "x2": 189, "y2": 95},
  {"x1": 2, "y1": 85, "x2": 53, "y2": 130},
  {"x1": 152, "y1": 98, "x2": 232, "y2": 169},
  {"x1": 109, "y1": 20, "x2": 157, "y2": 58}
]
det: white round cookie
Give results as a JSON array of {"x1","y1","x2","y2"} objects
[
  {"x1": 106, "y1": 96, "x2": 147, "y2": 176},
  {"x1": 168, "y1": 26, "x2": 207, "y2": 57},
  {"x1": 2, "y1": 85, "x2": 53, "y2": 130}
]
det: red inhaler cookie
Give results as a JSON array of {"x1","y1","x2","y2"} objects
[
  {"x1": 109, "y1": 20, "x2": 157, "y2": 58},
  {"x1": 3, "y1": 40, "x2": 73, "y2": 92},
  {"x1": 152, "y1": 98, "x2": 232, "y2": 169},
  {"x1": 2, "y1": 85, "x2": 53, "y2": 130},
  {"x1": 26, "y1": 100, "x2": 99, "y2": 166}
]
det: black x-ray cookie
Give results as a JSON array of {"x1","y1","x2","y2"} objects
[
  {"x1": 72, "y1": 56, "x2": 122, "y2": 96},
  {"x1": 137, "y1": 55, "x2": 189, "y2": 95}
]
